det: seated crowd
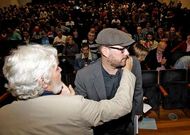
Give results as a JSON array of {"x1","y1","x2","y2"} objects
[{"x1": 0, "y1": 0, "x2": 189, "y2": 73}]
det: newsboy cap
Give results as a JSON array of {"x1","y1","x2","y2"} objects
[{"x1": 95, "y1": 28, "x2": 135, "y2": 47}]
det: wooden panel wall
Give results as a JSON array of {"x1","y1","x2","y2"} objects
[
  {"x1": 0, "y1": 0, "x2": 31, "y2": 8},
  {"x1": 158, "y1": 0, "x2": 190, "y2": 9},
  {"x1": 0, "y1": 0, "x2": 19, "y2": 8}
]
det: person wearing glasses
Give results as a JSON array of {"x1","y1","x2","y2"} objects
[{"x1": 75, "y1": 28, "x2": 141, "y2": 135}]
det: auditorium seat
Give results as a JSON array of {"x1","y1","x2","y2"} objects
[
  {"x1": 159, "y1": 69, "x2": 190, "y2": 109},
  {"x1": 142, "y1": 70, "x2": 161, "y2": 114}
]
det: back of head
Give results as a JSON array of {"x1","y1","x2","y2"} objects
[
  {"x1": 129, "y1": 42, "x2": 149, "y2": 61},
  {"x1": 158, "y1": 40, "x2": 167, "y2": 49},
  {"x1": 3, "y1": 45, "x2": 58, "y2": 100},
  {"x1": 81, "y1": 42, "x2": 89, "y2": 49}
]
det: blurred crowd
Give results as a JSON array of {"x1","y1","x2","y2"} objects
[{"x1": 0, "y1": 0, "x2": 189, "y2": 74}]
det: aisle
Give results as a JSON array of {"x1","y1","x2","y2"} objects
[{"x1": 139, "y1": 107, "x2": 190, "y2": 135}]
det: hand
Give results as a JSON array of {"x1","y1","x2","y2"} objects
[
  {"x1": 68, "y1": 85, "x2": 75, "y2": 95},
  {"x1": 59, "y1": 83, "x2": 75, "y2": 96},
  {"x1": 124, "y1": 56, "x2": 133, "y2": 71}
]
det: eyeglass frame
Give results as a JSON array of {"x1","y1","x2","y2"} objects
[{"x1": 108, "y1": 46, "x2": 130, "y2": 53}]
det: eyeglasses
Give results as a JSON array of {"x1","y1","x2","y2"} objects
[{"x1": 108, "y1": 46, "x2": 130, "y2": 53}]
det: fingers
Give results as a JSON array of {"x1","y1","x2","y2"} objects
[
  {"x1": 59, "y1": 83, "x2": 75, "y2": 96},
  {"x1": 68, "y1": 85, "x2": 75, "y2": 95},
  {"x1": 59, "y1": 84, "x2": 70, "y2": 95},
  {"x1": 124, "y1": 56, "x2": 133, "y2": 71}
]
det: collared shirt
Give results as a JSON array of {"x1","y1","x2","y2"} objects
[{"x1": 102, "y1": 66, "x2": 122, "y2": 99}]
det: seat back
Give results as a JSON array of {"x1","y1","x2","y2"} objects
[
  {"x1": 159, "y1": 69, "x2": 187, "y2": 84},
  {"x1": 159, "y1": 69, "x2": 190, "y2": 109},
  {"x1": 142, "y1": 70, "x2": 160, "y2": 109},
  {"x1": 142, "y1": 70, "x2": 158, "y2": 87}
]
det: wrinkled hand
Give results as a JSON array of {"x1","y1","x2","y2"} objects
[
  {"x1": 59, "y1": 83, "x2": 75, "y2": 96},
  {"x1": 124, "y1": 56, "x2": 133, "y2": 71}
]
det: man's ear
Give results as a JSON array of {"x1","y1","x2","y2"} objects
[
  {"x1": 38, "y1": 78, "x2": 48, "y2": 89},
  {"x1": 101, "y1": 46, "x2": 110, "y2": 58}
]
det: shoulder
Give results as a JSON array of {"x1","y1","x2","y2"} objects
[
  {"x1": 75, "y1": 53, "x2": 82, "y2": 59},
  {"x1": 91, "y1": 53, "x2": 98, "y2": 60},
  {"x1": 132, "y1": 56, "x2": 141, "y2": 68},
  {"x1": 131, "y1": 56, "x2": 141, "y2": 74},
  {"x1": 79, "y1": 59, "x2": 100, "y2": 71},
  {"x1": 76, "y1": 59, "x2": 101, "y2": 79},
  {"x1": 40, "y1": 95, "x2": 84, "y2": 108},
  {"x1": 62, "y1": 35, "x2": 67, "y2": 39},
  {"x1": 131, "y1": 56, "x2": 139, "y2": 63}
]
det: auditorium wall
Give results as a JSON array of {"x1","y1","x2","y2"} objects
[
  {"x1": 158, "y1": 0, "x2": 190, "y2": 9},
  {"x1": 0, "y1": 0, "x2": 31, "y2": 8},
  {"x1": 0, "y1": 0, "x2": 189, "y2": 9},
  {"x1": 0, "y1": 0, "x2": 19, "y2": 8}
]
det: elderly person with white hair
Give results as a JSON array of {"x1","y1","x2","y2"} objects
[{"x1": 0, "y1": 45, "x2": 135, "y2": 135}]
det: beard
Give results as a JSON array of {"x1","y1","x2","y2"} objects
[
  {"x1": 110, "y1": 57, "x2": 127, "y2": 68},
  {"x1": 51, "y1": 80, "x2": 63, "y2": 94}
]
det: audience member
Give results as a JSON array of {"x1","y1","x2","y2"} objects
[
  {"x1": 74, "y1": 43, "x2": 98, "y2": 72},
  {"x1": 171, "y1": 34, "x2": 190, "y2": 53},
  {"x1": 126, "y1": 43, "x2": 146, "y2": 135},
  {"x1": 82, "y1": 31, "x2": 98, "y2": 55},
  {"x1": 64, "y1": 35, "x2": 79, "y2": 67},
  {"x1": 133, "y1": 26, "x2": 144, "y2": 42},
  {"x1": 21, "y1": 31, "x2": 31, "y2": 45},
  {"x1": 173, "y1": 56, "x2": 190, "y2": 69},
  {"x1": 170, "y1": 34, "x2": 190, "y2": 66},
  {"x1": 154, "y1": 26, "x2": 166, "y2": 42},
  {"x1": 53, "y1": 31, "x2": 67, "y2": 54},
  {"x1": 145, "y1": 40, "x2": 171, "y2": 70},
  {"x1": 72, "y1": 28, "x2": 82, "y2": 50},
  {"x1": 41, "y1": 31, "x2": 50, "y2": 45},
  {"x1": 31, "y1": 25, "x2": 43, "y2": 43},
  {"x1": 65, "y1": 16, "x2": 75, "y2": 29},
  {"x1": 7, "y1": 27, "x2": 22, "y2": 41},
  {"x1": 142, "y1": 22, "x2": 154, "y2": 38},
  {"x1": 141, "y1": 32, "x2": 158, "y2": 51},
  {"x1": 128, "y1": 42, "x2": 149, "y2": 70},
  {"x1": 165, "y1": 26, "x2": 182, "y2": 50}
]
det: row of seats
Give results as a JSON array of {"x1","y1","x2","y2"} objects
[
  {"x1": 1, "y1": 69, "x2": 190, "y2": 109},
  {"x1": 142, "y1": 69, "x2": 190, "y2": 113}
]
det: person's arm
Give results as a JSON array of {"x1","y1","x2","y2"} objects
[{"x1": 80, "y1": 68, "x2": 136, "y2": 126}]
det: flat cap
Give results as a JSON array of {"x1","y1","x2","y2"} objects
[{"x1": 95, "y1": 28, "x2": 135, "y2": 47}]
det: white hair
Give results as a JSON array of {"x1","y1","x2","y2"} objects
[{"x1": 3, "y1": 45, "x2": 58, "y2": 100}]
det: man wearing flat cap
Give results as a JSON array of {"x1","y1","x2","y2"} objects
[{"x1": 75, "y1": 28, "x2": 143, "y2": 135}]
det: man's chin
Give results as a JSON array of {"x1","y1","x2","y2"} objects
[{"x1": 116, "y1": 63, "x2": 125, "y2": 68}]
